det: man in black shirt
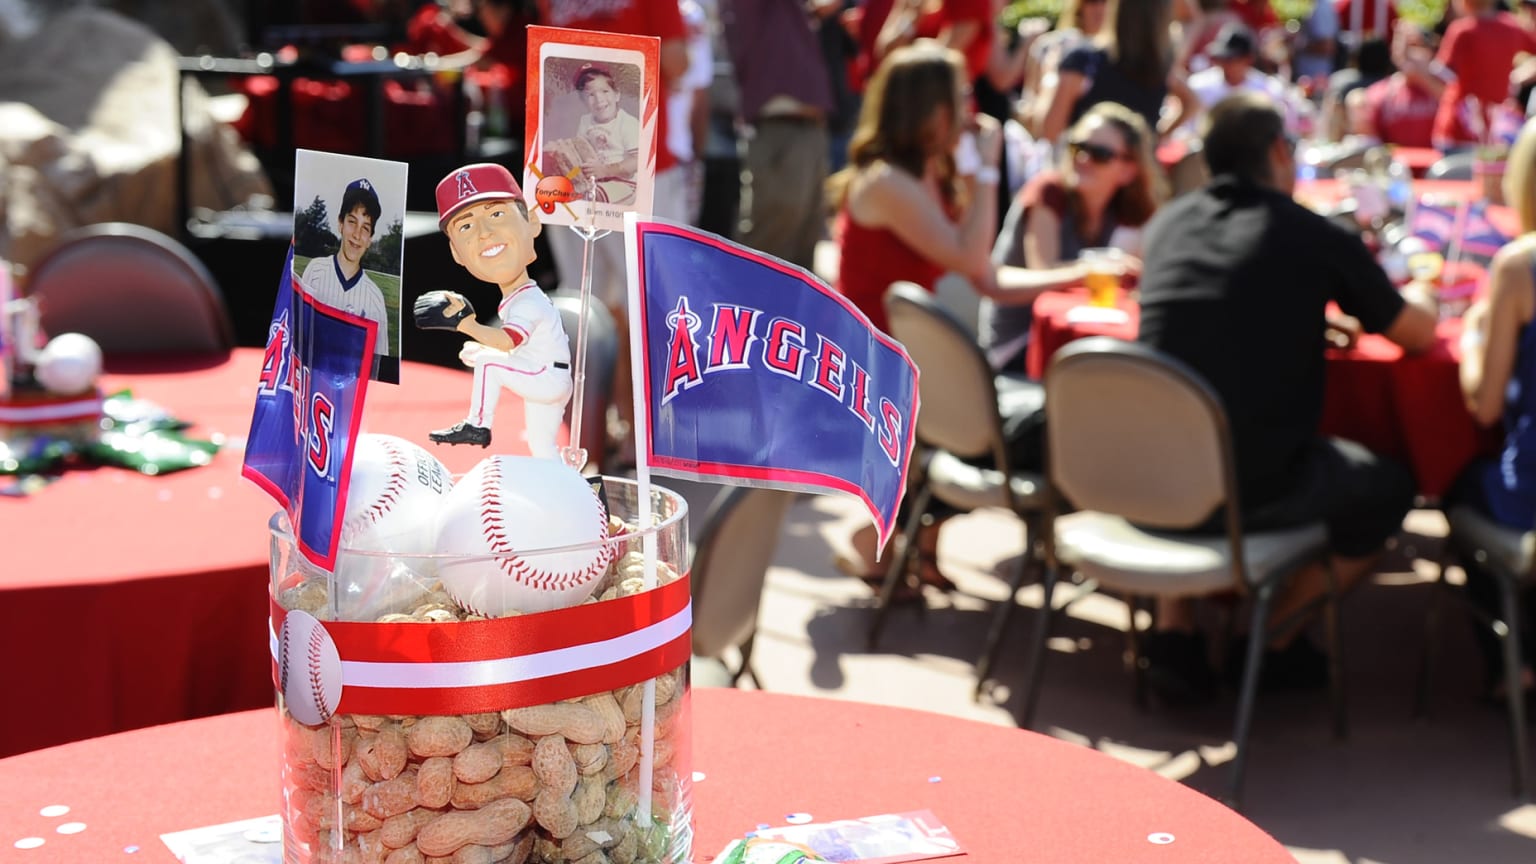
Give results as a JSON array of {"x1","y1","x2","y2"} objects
[{"x1": 1135, "y1": 91, "x2": 1438, "y2": 698}]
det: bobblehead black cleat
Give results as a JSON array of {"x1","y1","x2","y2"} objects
[{"x1": 430, "y1": 421, "x2": 491, "y2": 447}]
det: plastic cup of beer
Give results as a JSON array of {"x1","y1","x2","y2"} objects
[{"x1": 1081, "y1": 248, "x2": 1126, "y2": 308}]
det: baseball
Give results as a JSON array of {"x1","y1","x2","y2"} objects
[
  {"x1": 34, "y1": 332, "x2": 102, "y2": 395},
  {"x1": 333, "y1": 433, "x2": 453, "y2": 621},
  {"x1": 278, "y1": 610, "x2": 342, "y2": 727},
  {"x1": 434, "y1": 455, "x2": 614, "y2": 616}
]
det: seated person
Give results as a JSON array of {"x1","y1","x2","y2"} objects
[
  {"x1": 830, "y1": 41, "x2": 1074, "y2": 597},
  {"x1": 984, "y1": 101, "x2": 1164, "y2": 372},
  {"x1": 1345, "y1": 23, "x2": 1448, "y2": 148},
  {"x1": 1320, "y1": 36, "x2": 1393, "y2": 140},
  {"x1": 1449, "y1": 116, "x2": 1536, "y2": 704},
  {"x1": 1135, "y1": 91, "x2": 1439, "y2": 702},
  {"x1": 1182, "y1": 23, "x2": 1295, "y2": 136}
]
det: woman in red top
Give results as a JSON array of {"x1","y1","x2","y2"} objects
[
  {"x1": 1432, "y1": 0, "x2": 1536, "y2": 147},
  {"x1": 830, "y1": 42, "x2": 1073, "y2": 594},
  {"x1": 830, "y1": 42, "x2": 1002, "y2": 334}
]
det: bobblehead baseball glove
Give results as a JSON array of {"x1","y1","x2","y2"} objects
[{"x1": 414, "y1": 291, "x2": 476, "y2": 331}]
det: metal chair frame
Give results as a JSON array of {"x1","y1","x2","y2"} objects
[{"x1": 1026, "y1": 337, "x2": 1344, "y2": 809}]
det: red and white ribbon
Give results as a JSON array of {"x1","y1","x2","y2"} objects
[
  {"x1": 0, "y1": 394, "x2": 103, "y2": 425},
  {"x1": 270, "y1": 575, "x2": 692, "y2": 714}
]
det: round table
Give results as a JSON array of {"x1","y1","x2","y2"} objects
[
  {"x1": 0, "y1": 689, "x2": 1295, "y2": 863},
  {"x1": 1026, "y1": 290, "x2": 1499, "y2": 500},
  {"x1": 0, "y1": 348, "x2": 534, "y2": 757}
]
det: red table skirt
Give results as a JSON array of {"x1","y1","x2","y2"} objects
[
  {"x1": 0, "y1": 349, "x2": 534, "y2": 757},
  {"x1": 0, "y1": 689, "x2": 1294, "y2": 863},
  {"x1": 1026, "y1": 290, "x2": 1499, "y2": 499}
]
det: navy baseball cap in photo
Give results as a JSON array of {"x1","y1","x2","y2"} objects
[
  {"x1": 346, "y1": 177, "x2": 380, "y2": 207},
  {"x1": 436, "y1": 163, "x2": 524, "y2": 229}
]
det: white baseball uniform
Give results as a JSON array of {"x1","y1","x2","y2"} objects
[
  {"x1": 300, "y1": 256, "x2": 390, "y2": 355},
  {"x1": 459, "y1": 281, "x2": 573, "y2": 460},
  {"x1": 576, "y1": 108, "x2": 640, "y2": 205}
]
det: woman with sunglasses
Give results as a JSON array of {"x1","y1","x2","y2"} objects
[
  {"x1": 1030, "y1": 0, "x2": 1194, "y2": 144},
  {"x1": 983, "y1": 102, "x2": 1164, "y2": 372}
]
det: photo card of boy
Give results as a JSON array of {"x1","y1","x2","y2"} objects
[
  {"x1": 292, "y1": 150, "x2": 410, "y2": 384},
  {"x1": 524, "y1": 25, "x2": 660, "y2": 233}
]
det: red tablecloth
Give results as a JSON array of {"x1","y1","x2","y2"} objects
[
  {"x1": 1392, "y1": 147, "x2": 1444, "y2": 177},
  {"x1": 0, "y1": 348, "x2": 537, "y2": 757},
  {"x1": 1026, "y1": 290, "x2": 1499, "y2": 499},
  {"x1": 0, "y1": 689, "x2": 1294, "y2": 863},
  {"x1": 1295, "y1": 177, "x2": 1520, "y2": 239}
]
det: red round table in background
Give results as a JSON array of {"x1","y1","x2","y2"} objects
[
  {"x1": 0, "y1": 348, "x2": 536, "y2": 758},
  {"x1": 0, "y1": 689, "x2": 1295, "y2": 863},
  {"x1": 1026, "y1": 290, "x2": 1498, "y2": 500}
]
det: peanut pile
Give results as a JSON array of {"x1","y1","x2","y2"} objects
[{"x1": 276, "y1": 530, "x2": 691, "y2": 864}]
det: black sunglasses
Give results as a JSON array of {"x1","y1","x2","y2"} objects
[{"x1": 1069, "y1": 140, "x2": 1129, "y2": 165}]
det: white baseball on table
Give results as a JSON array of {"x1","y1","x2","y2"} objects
[
  {"x1": 332, "y1": 433, "x2": 454, "y2": 621},
  {"x1": 33, "y1": 332, "x2": 102, "y2": 395},
  {"x1": 434, "y1": 455, "x2": 614, "y2": 616}
]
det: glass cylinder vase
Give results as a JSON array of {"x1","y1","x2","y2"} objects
[{"x1": 268, "y1": 476, "x2": 692, "y2": 864}]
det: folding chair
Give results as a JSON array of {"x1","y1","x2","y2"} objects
[
  {"x1": 689, "y1": 486, "x2": 794, "y2": 687},
  {"x1": 1417, "y1": 505, "x2": 1533, "y2": 797},
  {"x1": 27, "y1": 222, "x2": 233, "y2": 355},
  {"x1": 876, "y1": 282, "x2": 1049, "y2": 692},
  {"x1": 1026, "y1": 336, "x2": 1342, "y2": 808},
  {"x1": 551, "y1": 293, "x2": 617, "y2": 473}
]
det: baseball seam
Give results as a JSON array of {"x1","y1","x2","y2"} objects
[
  {"x1": 478, "y1": 459, "x2": 614, "y2": 598},
  {"x1": 306, "y1": 624, "x2": 334, "y2": 725},
  {"x1": 339, "y1": 439, "x2": 411, "y2": 544},
  {"x1": 279, "y1": 620, "x2": 292, "y2": 699}
]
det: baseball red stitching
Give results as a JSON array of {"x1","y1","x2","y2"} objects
[
  {"x1": 340, "y1": 438, "x2": 411, "y2": 544},
  {"x1": 307, "y1": 624, "x2": 334, "y2": 725},
  {"x1": 279, "y1": 619, "x2": 292, "y2": 700},
  {"x1": 477, "y1": 459, "x2": 614, "y2": 596}
]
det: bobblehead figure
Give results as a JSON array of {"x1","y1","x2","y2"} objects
[{"x1": 414, "y1": 163, "x2": 573, "y2": 460}]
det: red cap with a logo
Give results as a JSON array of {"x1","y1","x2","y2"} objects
[{"x1": 436, "y1": 163, "x2": 524, "y2": 229}]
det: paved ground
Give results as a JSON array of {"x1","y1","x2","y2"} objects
[{"x1": 672, "y1": 478, "x2": 1536, "y2": 864}]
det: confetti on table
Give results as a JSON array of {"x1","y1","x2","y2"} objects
[
  {"x1": 692, "y1": 771, "x2": 706, "y2": 782},
  {"x1": 785, "y1": 813, "x2": 813, "y2": 824},
  {"x1": 38, "y1": 805, "x2": 69, "y2": 818},
  {"x1": 1147, "y1": 832, "x2": 1175, "y2": 845},
  {"x1": 14, "y1": 837, "x2": 44, "y2": 850},
  {"x1": 56, "y1": 823, "x2": 86, "y2": 835},
  {"x1": 124, "y1": 846, "x2": 140, "y2": 854},
  {"x1": 927, "y1": 776, "x2": 942, "y2": 783}
]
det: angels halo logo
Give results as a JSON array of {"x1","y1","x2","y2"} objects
[{"x1": 535, "y1": 175, "x2": 576, "y2": 214}]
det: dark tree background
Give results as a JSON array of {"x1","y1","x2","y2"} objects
[
  {"x1": 293, "y1": 196, "x2": 339, "y2": 260},
  {"x1": 363, "y1": 217, "x2": 404, "y2": 276}
]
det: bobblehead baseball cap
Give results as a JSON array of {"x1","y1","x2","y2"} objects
[{"x1": 436, "y1": 163, "x2": 524, "y2": 229}]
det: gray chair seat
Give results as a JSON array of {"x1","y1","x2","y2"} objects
[
  {"x1": 928, "y1": 449, "x2": 1046, "y2": 513},
  {"x1": 1055, "y1": 511, "x2": 1328, "y2": 595},
  {"x1": 1447, "y1": 505, "x2": 1536, "y2": 577}
]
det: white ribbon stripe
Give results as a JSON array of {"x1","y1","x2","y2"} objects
[
  {"x1": 0, "y1": 397, "x2": 101, "y2": 422},
  {"x1": 340, "y1": 601, "x2": 692, "y2": 689}
]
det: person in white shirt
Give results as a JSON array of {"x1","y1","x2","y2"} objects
[
  {"x1": 1184, "y1": 23, "x2": 1293, "y2": 134},
  {"x1": 299, "y1": 178, "x2": 390, "y2": 357}
]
